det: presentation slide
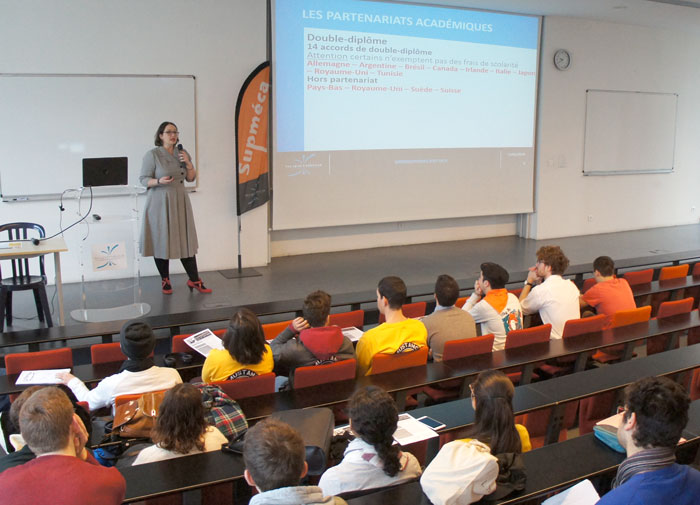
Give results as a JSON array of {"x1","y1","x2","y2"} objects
[{"x1": 271, "y1": 0, "x2": 540, "y2": 230}]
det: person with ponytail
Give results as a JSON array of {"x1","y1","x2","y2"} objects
[
  {"x1": 466, "y1": 369, "x2": 531, "y2": 453},
  {"x1": 318, "y1": 386, "x2": 421, "y2": 496}
]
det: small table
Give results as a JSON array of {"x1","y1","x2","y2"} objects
[{"x1": 0, "y1": 237, "x2": 68, "y2": 326}]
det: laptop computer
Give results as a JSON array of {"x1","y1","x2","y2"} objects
[{"x1": 82, "y1": 157, "x2": 128, "y2": 187}]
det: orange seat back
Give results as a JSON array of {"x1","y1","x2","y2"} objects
[
  {"x1": 294, "y1": 359, "x2": 357, "y2": 389},
  {"x1": 622, "y1": 269, "x2": 653, "y2": 286},
  {"x1": 610, "y1": 306, "x2": 651, "y2": 328},
  {"x1": 505, "y1": 324, "x2": 551, "y2": 349},
  {"x1": 370, "y1": 346, "x2": 429, "y2": 375},
  {"x1": 378, "y1": 302, "x2": 427, "y2": 323},
  {"x1": 5, "y1": 347, "x2": 73, "y2": 375},
  {"x1": 656, "y1": 297, "x2": 694, "y2": 318},
  {"x1": 213, "y1": 373, "x2": 276, "y2": 400},
  {"x1": 659, "y1": 264, "x2": 689, "y2": 281},
  {"x1": 172, "y1": 329, "x2": 226, "y2": 353},
  {"x1": 561, "y1": 315, "x2": 607, "y2": 338},
  {"x1": 442, "y1": 334, "x2": 494, "y2": 361},
  {"x1": 455, "y1": 296, "x2": 468, "y2": 309},
  {"x1": 262, "y1": 320, "x2": 293, "y2": 341},
  {"x1": 91, "y1": 343, "x2": 128, "y2": 364},
  {"x1": 329, "y1": 310, "x2": 364, "y2": 330}
]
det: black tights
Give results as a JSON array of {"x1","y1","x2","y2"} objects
[{"x1": 154, "y1": 257, "x2": 199, "y2": 282}]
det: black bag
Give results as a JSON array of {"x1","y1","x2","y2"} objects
[
  {"x1": 482, "y1": 452, "x2": 527, "y2": 502},
  {"x1": 270, "y1": 408, "x2": 334, "y2": 475}
]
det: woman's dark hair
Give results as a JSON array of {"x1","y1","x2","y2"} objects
[
  {"x1": 152, "y1": 384, "x2": 208, "y2": 454},
  {"x1": 154, "y1": 121, "x2": 177, "y2": 146},
  {"x1": 222, "y1": 308, "x2": 267, "y2": 365},
  {"x1": 348, "y1": 386, "x2": 402, "y2": 477},
  {"x1": 468, "y1": 369, "x2": 521, "y2": 455}
]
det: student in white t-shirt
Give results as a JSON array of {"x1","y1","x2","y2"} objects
[
  {"x1": 133, "y1": 383, "x2": 227, "y2": 465},
  {"x1": 519, "y1": 246, "x2": 580, "y2": 339}
]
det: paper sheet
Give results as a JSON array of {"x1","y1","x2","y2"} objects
[
  {"x1": 184, "y1": 328, "x2": 224, "y2": 357},
  {"x1": 16, "y1": 368, "x2": 71, "y2": 385}
]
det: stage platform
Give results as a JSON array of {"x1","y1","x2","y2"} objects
[{"x1": 5, "y1": 223, "x2": 700, "y2": 333}]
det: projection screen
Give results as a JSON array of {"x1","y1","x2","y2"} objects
[{"x1": 271, "y1": 0, "x2": 541, "y2": 230}]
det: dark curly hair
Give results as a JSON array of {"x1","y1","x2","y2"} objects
[
  {"x1": 152, "y1": 384, "x2": 209, "y2": 454},
  {"x1": 623, "y1": 376, "x2": 689, "y2": 449},
  {"x1": 467, "y1": 369, "x2": 522, "y2": 455},
  {"x1": 348, "y1": 386, "x2": 402, "y2": 477},
  {"x1": 536, "y1": 245, "x2": 570, "y2": 275},
  {"x1": 222, "y1": 308, "x2": 267, "y2": 365}
]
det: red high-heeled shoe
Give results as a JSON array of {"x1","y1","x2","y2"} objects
[
  {"x1": 161, "y1": 277, "x2": 173, "y2": 295},
  {"x1": 187, "y1": 278, "x2": 212, "y2": 293}
]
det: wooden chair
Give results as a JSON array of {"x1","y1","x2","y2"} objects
[
  {"x1": 0, "y1": 222, "x2": 52, "y2": 332},
  {"x1": 647, "y1": 297, "x2": 694, "y2": 355},
  {"x1": 369, "y1": 346, "x2": 429, "y2": 375},
  {"x1": 538, "y1": 315, "x2": 607, "y2": 376},
  {"x1": 592, "y1": 306, "x2": 652, "y2": 363},
  {"x1": 293, "y1": 359, "x2": 357, "y2": 389},
  {"x1": 503, "y1": 325, "x2": 551, "y2": 384},
  {"x1": 212, "y1": 373, "x2": 276, "y2": 400},
  {"x1": 423, "y1": 335, "x2": 495, "y2": 403},
  {"x1": 329, "y1": 310, "x2": 364, "y2": 330},
  {"x1": 172, "y1": 329, "x2": 226, "y2": 353},
  {"x1": 378, "y1": 301, "x2": 426, "y2": 323},
  {"x1": 262, "y1": 320, "x2": 293, "y2": 341}
]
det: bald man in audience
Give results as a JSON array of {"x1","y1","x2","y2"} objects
[
  {"x1": 0, "y1": 387, "x2": 125, "y2": 504},
  {"x1": 520, "y1": 245, "x2": 580, "y2": 339}
]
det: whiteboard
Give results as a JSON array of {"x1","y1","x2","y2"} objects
[
  {"x1": 0, "y1": 74, "x2": 196, "y2": 199},
  {"x1": 583, "y1": 89, "x2": 677, "y2": 175}
]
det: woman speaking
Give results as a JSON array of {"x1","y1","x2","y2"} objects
[{"x1": 139, "y1": 121, "x2": 211, "y2": 294}]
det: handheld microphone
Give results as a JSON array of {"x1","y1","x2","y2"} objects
[{"x1": 177, "y1": 143, "x2": 186, "y2": 169}]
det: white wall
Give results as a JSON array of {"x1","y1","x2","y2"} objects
[
  {"x1": 532, "y1": 16, "x2": 700, "y2": 239},
  {"x1": 3, "y1": 2, "x2": 700, "y2": 282}
]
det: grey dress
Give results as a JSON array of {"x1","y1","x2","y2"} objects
[{"x1": 139, "y1": 146, "x2": 198, "y2": 259}]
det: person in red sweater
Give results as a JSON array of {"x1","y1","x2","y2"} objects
[{"x1": 0, "y1": 387, "x2": 125, "y2": 505}]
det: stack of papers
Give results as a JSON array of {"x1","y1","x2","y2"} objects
[{"x1": 392, "y1": 413, "x2": 440, "y2": 446}]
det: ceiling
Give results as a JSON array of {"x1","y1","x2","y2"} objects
[{"x1": 415, "y1": 0, "x2": 700, "y2": 33}]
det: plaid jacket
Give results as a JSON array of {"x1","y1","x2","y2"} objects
[{"x1": 196, "y1": 384, "x2": 248, "y2": 439}]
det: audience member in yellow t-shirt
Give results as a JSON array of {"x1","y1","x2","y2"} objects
[
  {"x1": 202, "y1": 308, "x2": 274, "y2": 383},
  {"x1": 356, "y1": 276, "x2": 427, "y2": 376}
]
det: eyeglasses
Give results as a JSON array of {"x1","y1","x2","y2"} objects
[{"x1": 163, "y1": 131, "x2": 179, "y2": 135}]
